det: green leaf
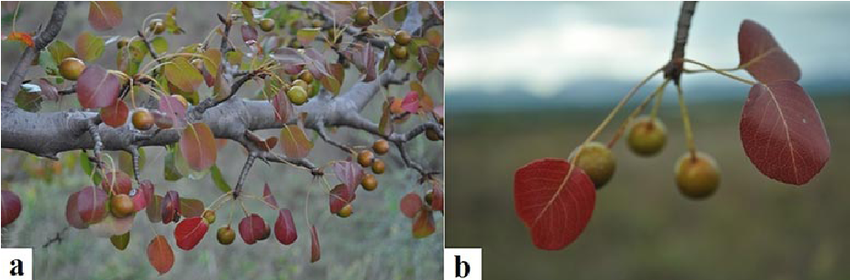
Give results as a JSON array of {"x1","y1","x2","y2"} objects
[
  {"x1": 164, "y1": 57, "x2": 203, "y2": 92},
  {"x1": 210, "y1": 165, "x2": 232, "y2": 193},
  {"x1": 47, "y1": 40, "x2": 77, "y2": 65},
  {"x1": 15, "y1": 90, "x2": 41, "y2": 112},
  {"x1": 80, "y1": 151, "x2": 103, "y2": 185},
  {"x1": 393, "y1": 4, "x2": 408, "y2": 22},
  {"x1": 129, "y1": 39, "x2": 148, "y2": 61},
  {"x1": 296, "y1": 28, "x2": 321, "y2": 46},
  {"x1": 151, "y1": 37, "x2": 168, "y2": 54},
  {"x1": 39, "y1": 51, "x2": 59, "y2": 76},
  {"x1": 164, "y1": 145, "x2": 183, "y2": 181},
  {"x1": 75, "y1": 31, "x2": 105, "y2": 62},
  {"x1": 320, "y1": 75, "x2": 340, "y2": 96}
]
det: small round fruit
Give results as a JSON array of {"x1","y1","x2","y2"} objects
[
  {"x1": 59, "y1": 57, "x2": 86, "y2": 81},
  {"x1": 149, "y1": 19, "x2": 165, "y2": 35},
  {"x1": 361, "y1": 174, "x2": 378, "y2": 191},
  {"x1": 259, "y1": 223, "x2": 271, "y2": 240},
  {"x1": 394, "y1": 30, "x2": 412, "y2": 46},
  {"x1": 110, "y1": 194, "x2": 135, "y2": 218},
  {"x1": 1, "y1": 190, "x2": 22, "y2": 227},
  {"x1": 217, "y1": 226, "x2": 236, "y2": 245},
  {"x1": 202, "y1": 210, "x2": 216, "y2": 224},
  {"x1": 298, "y1": 70, "x2": 314, "y2": 84},
  {"x1": 259, "y1": 18, "x2": 275, "y2": 32},
  {"x1": 675, "y1": 152, "x2": 720, "y2": 200},
  {"x1": 372, "y1": 139, "x2": 390, "y2": 155},
  {"x1": 568, "y1": 141, "x2": 616, "y2": 188},
  {"x1": 132, "y1": 109, "x2": 155, "y2": 131},
  {"x1": 117, "y1": 38, "x2": 130, "y2": 49},
  {"x1": 628, "y1": 116, "x2": 667, "y2": 157},
  {"x1": 424, "y1": 190, "x2": 434, "y2": 206},
  {"x1": 372, "y1": 159, "x2": 386, "y2": 174},
  {"x1": 286, "y1": 86, "x2": 309, "y2": 105},
  {"x1": 292, "y1": 79, "x2": 309, "y2": 89},
  {"x1": 357, "y1": 150, "x2": 374, "y2": 167},
  {"x1": 426, "y1": 128, "x2": 441, "y2": 141},
  {"x1": 391, "y1": 44, "x2": 408, "y2": 60},
  {"x1": 353, "y1": 6, "x2": 371, "y2": 26},
  {"x1": 337, "y1": 204, "x2": 353, "y2": 218},
  {"x1": 173, "y1": 94, "x2": 189, "y2": 108}
]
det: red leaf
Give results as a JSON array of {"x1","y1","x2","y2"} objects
[
  {"x1": 432, "y1": 184, "x2": 444, "y2": 212},
  {"x1": 332, "y1": 160, "x2": 363, "y2": 190},
  {"x1": 400, "y1": 192, "x2": 423, "y2": 218},
  {"x1": 158, "y1": 95, "x2": 187, "y2": 129},
  {"x1": 101, "y1": 170, "x2": 132, "y2": 195},
  {"x1": 263, "y1": 183, "x2": 278, "y2": 209},
  {"x1": 271, "y1": 91, "x2": 294, "y2": 123},
  {"x1": 130, "y1": 188, "x2": 147, "y2": 212},
  {"x1": 147, "y1": 235, "x2": 174, "y2": 275},
  {"x1": 329, "y1": 184, "x2": 356, "y2": 214},
  {"x1": 100, "y1": 100, "x2": 128, "y2": 128},
  {"x1": 76, "y1": 186, "x2": 108, "y2": 224},
  {"x1": 174, "y1": 217, "x2": 209, "y2": 250},
  {"x1": 89, "y1": 1, "x2": 123, "y2": 31},
  {"x1": 738, "y1": 19, "x2": 801, "y2": 84},
  {"x1": 179, "y1": 122, "x2": 217, "y2": 171},
  {"x1": 77, "y1": 65, "x2": 121, "y2": 109},
  {"x1": 241, "y1": 24, "x2": 258, "y2": 43},
  {"x1": 274, "y1": 209, "x2": 298, "y2": 245},
  {"x1": 140, "y1": 180, "x2": 155, "y2": 206},
  {"x1": 65, "y1": 191, "x2": 88, "y2": 229},
  {"x1": 310, "y1": 225, "x2": 320, "y2": 263},
  {"x1": 740, "y1": 81, "x2": 830, "y2": 185},
  {"x1": 2, "y1": 190, "x2": 22, "y2": 227},
  {"x1": 5, "y1": 32, "x2": 33, "y2": 47},
  {"x1": 401, "y1": 91, "x2": 420, "y2": 113},
  {"x1": 238, "y1": 213, "x2": 266, "y2": 244},
  {"x1": 514, "y1": 158, "x2": 596, "y2": 250},
  {"x1": 412, "y1": 209, "x2": 435, "y2": 239},
  {"x1": 161, "y1": 190, "x2": 180, "y2": 224}
]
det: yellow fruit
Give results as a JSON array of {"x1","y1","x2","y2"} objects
[
  {"x1": 675, "y1": 152, "x2": 720, "y2": 199},
  {"x1": 394, "y1": 30, "x2": 412, "y2": 46},
  {"x1": 132, "y1": 109, "x2": 155, "y2": 131},
  {"x1": 627, "y1": 116, "x2": 667, "y2": 157},
  {"x1": 59, "y1": 57, "x2": 86, "y2": 81},
  {"x1": 361, "y1": 174, "x2": 378, "y2": 191},
  {"x1": 217, "y1": 226, "x2": 235, "y2": 245},
  {"x1": 110, "y1": 194, "x2": 135, "y2": 218},
  {"x1": 357, "y1": 150, "x2": 374, "y2": 167},
  {"x1": 391, "y1": 44, "x2": 408, "y2": 60},
  {"x1": 353, "y1": 6, "x2": 371, "y2": 26},
  {"x1": 372, "y1": 159, "x2": 386, "y2": 174},
  {"x1": 202, "y1": 210, "x2": 216, "y2": 224},
  {"x1": 259, "y1": 18, "x2": 275, "y2": 32},
  {"x1": 149, "y1": 19, "x2": 165, "y2": 35},
  {"x1": 337, "y1": 204, "x2": 353, "y2": 218},
  {"x1": 286, "y1": 86, "x2": 308, "y2": 105},
  {"x1": 372, "y1": 139, "x2": 390, "y2": 155},
  {"x1": 298, "y1": 70, "x2": 314, "y2": 84},
  {"x1": 568, "y1": 141, "x2": 616, "y2": 188}
]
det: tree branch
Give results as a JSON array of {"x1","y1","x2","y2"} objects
[{"x1": 664, "y1": 1, "x2": 698, "y2": 85}]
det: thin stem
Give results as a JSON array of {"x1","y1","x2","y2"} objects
[
  {"x1": 676, "y1": 83, "x2": 697, "y2": 159},
  {"x1": 650, "y1": 79, "x2": 671, "y2": 121},
  {"x1": 683, "y1": 59, "x2": 757, "y2": 86}
]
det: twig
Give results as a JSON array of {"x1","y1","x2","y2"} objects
[
  {"x1": 41, "y1": 226, "x2": 70, "y2": 248},
  {"x1": 314, "y1": 120, "x2": 354, "y2": 154},
  {"x1": 130, "y1": 145, "x2": 141, "y2": 182},
  {"x1": 233, "y1": 154, "x2": 256, "y2": 198},
  {"x1": 664, "y1": 1, "x2": 697, "y2": 85}
]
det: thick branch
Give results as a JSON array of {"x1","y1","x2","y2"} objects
[{"x1": 664, "y1": 1, "x2": 697, "y2": 85}]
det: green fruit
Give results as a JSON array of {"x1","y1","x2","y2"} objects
[
  {"x1": 298, "y1": 70, "x2": 314, "y2": 84},
  {"x1": 391, "y1": 44, "x2": 408, "y2": 60},
  {"x1": 568, "y1": 141, "x2": 616, "y2": 188},
  {"x1": 675, "y1": 152, "x2": 720, "y2": 199},
  {"x1": 59, "y1": 58, "x2": 86, "y2": 81},
  {"x1": 394, "y1": 30, "x2": 412, "y2": 46},
  {"x1": 628, "y1": 116, "x2": 667, "y2": 157},
  {"x1": 353, "y1": 6, "x2": 371, "y2": 26},
  {"x1": 337, "y1": 204, "x2": 353, "y2": 218},
  {"x1": 286, "y1": 86, "x2": 308, "y2": 105},
  {"x1": 259, "y1": 18, "x2": 275, "y2": 32},
  {"x1": 202, "y1": 210, "x2": 216, "y2": 224},
  {"x1": 217, "y1": 226, "x2": 235, "y2": 245}
]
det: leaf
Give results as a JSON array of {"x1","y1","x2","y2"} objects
[
  {"x1": 378, "y1": 99, "x2": 392, "y2": 135},
  {"x1": 129, "y1": 39, "x2": 148, "y2": 61},
  {"x1": 241, "y1": 23, "x2": 258, "y2": 44},
  {"x1": 101, "y1": 170, "x2": 132, "y2": 195},
  {"x1": 151, "y1": 36, "x2": 168, "y2": 54},
  {"x1": 412, "y1": 209, "x2": 435, "y2": 238},
  {"x1": 401, "y1": 91, "x2": 420, "y2": 113},
  {"x1": 280, "y1": 125, "x2": 313, "y2": 158},
  {"x1": 296, "y1": 28, "x2": 321, "y2": 46},
  {"x1": 332, "y1": 160, "x2": 363, "y2": 190},
  {"x1": 329, "y1": 184, "x2": 356, "y2": 214},
  {"x1": 738, "y1": 19, "x2": 801, "y2": 84},
  {"x1": 164, "y1": 7, "x2": 185, "y2": 35},
  {"x1": 432, "y1": 184, "x2": 444, "y2": 212},
  {"x1": 179, "y1": 122, "x2": 217, "y2": 171},
  {"x1": 76, "y1": 186, "x2": 108, "y2": 224},
  {"x1": 274, "y1": 209, "x2": 298, "y2": 245},
  {"x1": 164, "y1": 57, "x2": 203, "y2": 92},
  {"x1": 238, "y1": 213, "x2": 266, "y2": 245},
  {"x1": 164, "y1": 145, "x2": 183, "y2": 181},
  {"x1": 77, "y1": 64, "x2": 121, "y2": 109},
  {"x1": 346, "y1": 42, "x2": 377, "y2": 82},
  {"x1": 146, "y1": 195, "x2": 163, "y2": 223},
  {"x1": 47, "y1": 40, "x2": 77, "y2": 65},
  {"x1": 203, "y1": 48, "x2": 221, "y2": 77},
  {"x1": 111, "y1": 232, "x2": 130, "y2": 250},
  {"x1": 271, "y1": 91, "x2": 294, "y2": 123},
  {"x1": 88, "y1": 1, "x2": 123, "y2": 31},
  {"x1": 65, "y1": 191, "x2": 89, "y2": 229},
  {"x1": 141, "y1": 180, "x2": 155, "y2": 204},
  {"x1": 179, "y1": 198, "x2": 204, "y2": 218},
  {"x1": 89, "y1": 214, "x2": 134, "y2": 237},
  {"x1": 75, "y1": 31, "x2": 105, "y2": 62},
  {"x1": 5, "y1": 31, "x2": 33, "y2": 47},
  {"x1": 740, "y1": 81, "x2": 830, "y2": 185},
  {"x1": 131, "y1": 188, "x2": 147, "y2": 212},
  {"x1": 320, "y1": 75, "x2": 341, "y2": 96},
  {"x1": 39, "y1": 52, "x2": 60, "y2": 77},
  {"x1": 100, "y1": 100, "x2": 129, "y2": 128},
  {"x1": 425, "y1": 28, "x2": 442, "y2": 48},
  {"x1": 310, "y1": 225, "x2": 320, "y2": 263},
  {"x1": 418, "y1": 45, "x2": 440, "y2": 70},
  {"x1": 174, "y1": 217, "x2": 209, "y2": 250},
  {"x1": 400, "y1": 192, "x2": 423, "y2": 218},
  {"x1": 147, "y1": 235, "x2": 174, "y2": 275},
  {"x1": 514, "y1": 158, "x2": 596, "y2": 250},
  {"x1": 210, "y1": 165, "x2": 232, "y2": 192},
  {"x1": 158, "y1": 95, "x2": 187, "y2": 129},
  {"x1": 263, "y1": 183, "x2": 278, "y2": 208},
  {"x1": 161, "y1": 190, "x2": 180, "y2": 224}
]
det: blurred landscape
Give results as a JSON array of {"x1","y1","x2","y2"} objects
[
  {"x1": 446, "y1": 86, "x2": 850, "y2": 279},
  {"x1": 2, "y1": 2, "x2": 442, "y2": 280}
]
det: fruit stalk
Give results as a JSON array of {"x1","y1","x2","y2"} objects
[{"x1": 675, "y1": 83, "x2": 697, "y2": 159}]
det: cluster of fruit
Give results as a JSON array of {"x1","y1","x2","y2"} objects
[{"x1": 570, "y1": 116, "x2": 720, "y2": 199}]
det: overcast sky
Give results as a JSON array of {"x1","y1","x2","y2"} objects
[{"x1": 446, "y1": 2, "x2": 850, "y2": 97}]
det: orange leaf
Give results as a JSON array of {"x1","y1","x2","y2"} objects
[
  {"x1": 147, "y1": 235, "x2": 174, "y2": 275},
  {"x1": 179, "y1": 122, "x2": 217, "y2": 171},
  {"x1": 5, "y1": 32, "x2": 34, "y2": 47}
]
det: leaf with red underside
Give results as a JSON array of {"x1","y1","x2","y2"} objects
[
  {"x1": 740, "y1": 81, "x2": 830, "y2": 185},
  {"x1": 159, "y1": 95, "x2": 187, "y2": 129},
  {"x1": 101, "y1": 170, "x2": 132, "y2": 194},
  {"x1": 178, "y1": 198, "x2": 204, "y2": 218},
  {"x1": 514, "y1": 158, "x2": 596, "y2": 250},
  {"x1": 161, "y1": 191, "x2": 180, "y2": 224},
  {"x1": 174, "y1": 217, "x2": 209, "y2": 250},
  {"x1": 280, "y1": 125, "x2": 313, "y2": 158},
  {"x1": 245, "y1": 131, "x2": 277, "y2": 152},
  {"x1": 261, "y1": 183, "x2": 279, "y2": 209},
  {"x1": 89, "y1": 1, "x2": 123, "y2": 31},
  {"x1": 100, "y1": 100, "x2": 128, "y2": 128},
  {"x1": 271, "y1": 91, "x2": 294, "y2": 123},
  {"x1": 147, "y1": 235, "x2": 174, "y2": 275},
  {"x1": 332, "y1": 160, "x2": 363, "y2": 190},
  {"x1": 400, "y1": 192, "x2": 423, "y2": 218},
  {"x1": 130, "y1": 188, "x2": 147, "y2": 212},
  {"x1": 274, "y1": 209, "x2": 297, "y2": 245},
  {"x1": 179, "y1": 122, "x2": 217, "y2": 171},
  {"x1": 401, "y1": 91, "x2": 420, "y2": 114},
  {"x1": 738, "y1": 20, "x2": 801, "y2": 84},
  {"x1": 238, "y1": 213, "x2": 266, "y2": 245},
  {"x1": 432, "y1": 184, "x2": 444, "y2": 212},
  {"x1": 77, "y1": 65, "x2": 121, "y2": 109},
  {"x1": 310, "y1": 225, "x2": 320, "y2": 263},
  {"x1": 411, "y1": 82, "x2": 435, "y2": 113},
  {"x1": 65, "y1": 191, "x2": 89, "y2": 229},
  {"x1": 241, "y1": 24, "x2": 258, "y2": 44},
  {"x1": 412, "y1": 209, "x2": 435, "y2": 238},
  {"x1": 329, "y1": 184, "x2": 356, "y2": 214},
  {"x1": 76, "y1": 186, "x2": 108, "y2": 224}
]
